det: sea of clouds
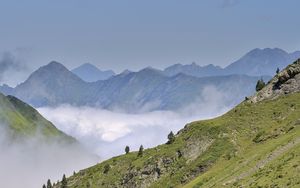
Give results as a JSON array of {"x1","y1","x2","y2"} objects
[{"x1": 38, "y1": 86, "x2": 232, "y2": 159}]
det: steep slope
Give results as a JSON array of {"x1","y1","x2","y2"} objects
[
  {"x1": 0, "y1": 92, "x2": 74, "y2": 141},
  {"x1": 0, "y1": 92, "x2": 99, "y2": 188},
  {"x1": 72, "y1": 63, "x2": 115, "y2": 82},
  {"x1": 3, "y1": 61, "x2": 266, "y2": 112},
  {"x1": 250, "y1": 59, "x2": 300, "y2": 103},
  {"x1": 53, "y1": 60, "x2": 300, "y2": 188}
]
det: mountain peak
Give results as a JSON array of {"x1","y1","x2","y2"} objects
[
  {"x1": 225, "y1": 47, "x2": 293, "y2": 76},
  {"x1": 140, "y1": 66, "x2": 161, "y2": 72},
  {"x1": 81, "y1": 62, "x2": 96, "y2": 67},
  {"x1": 74, "y1": 63, "x2": 100, "y2": 71},
  {"x1": 119, "y1": 69, "x2": 132, "y2": 75},
  {"x1": 247, "y1": 48, "x2": 287, "y2": 56},
  {"x1": 35, "y1": 61, "x2": 71, "y2": 75},
  {"x1": 72, "y1": 63, "x2": 115, "y2": 82},
  {"x1": 250, "y1": 59, "x2": 300, "y2": 102},
  {"x1": 46, "y1": 61, "x2": 67, "y2": 69},
  {"x1": 138, "y1": 66, "x2": 164, "y2": 76},
  {"x1": 34, "y1": 62, "x2": 73, "y2": 75}
]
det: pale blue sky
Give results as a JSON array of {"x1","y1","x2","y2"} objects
[{"x1": 0, "y1": 0, "x2": 300, "y2": 72}]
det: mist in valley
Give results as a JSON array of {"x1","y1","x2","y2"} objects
[
  {"x1": 0, "y1": 126, "x2": 98, "y2": 188},
  {"x1": 37, "y1": 86, "x2": 232, "y2": 159}
]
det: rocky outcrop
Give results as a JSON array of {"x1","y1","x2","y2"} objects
[
  {"x1": 121, "y1": 157, "x2": 173, "y2": 188},
  {"x1": 182, "y1": 137, "x2": 214, "y2": 162},
  {"x1": 118, "y1": 137, "x2": 214, "y2": 188},
  {"x1": 250, "y1": 59, "x2": 300, "y2": 103}
]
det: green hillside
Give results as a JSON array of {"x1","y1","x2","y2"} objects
[
  {"x1": 0, "y1": 92, "x2": 75, "y2": 142},
  {"x1": 53, "y1": 60, "x2": 300, "y2": 188}
]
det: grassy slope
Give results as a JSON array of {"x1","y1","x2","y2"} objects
[
  {"x1": 55, "y1": 92, "x2": 300, "y2": 188},
  {"x1": 0, "y1": 92, "x2": 75, "y2": 142}
]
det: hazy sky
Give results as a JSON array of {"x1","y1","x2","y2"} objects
[{"x1": 1, "y1": 0, "x2": 300, "y2": 73}]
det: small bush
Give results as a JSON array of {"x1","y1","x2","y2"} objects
[
  {"x1": 253, "y1": 131, "x2": 266, "y2": 143},
  {"x1": 256, "y1": 78, "x2": 266, "y2": 92},
  {"x1": 103, "y1": 164, "x2": 111, "y2": 174}
]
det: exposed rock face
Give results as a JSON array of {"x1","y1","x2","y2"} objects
[
  {"x1": 116, "y1": 137, "x2": 214, "y2": 188},
  {"x1": 182, "y1": 137, "x2": 214, "y2": 162},
  {"x1": 121, "y1": 157, "x2": 173, "y2": 188},
  {"x1": 250, "y1": 59, "x2": 300, "y2": 103}
]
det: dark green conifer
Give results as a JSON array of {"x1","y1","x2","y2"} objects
[
  {"x1": 125, "y1": 146, "x2": 130, "y2": 154},
  {"x1": 61, "y1": 174, "x2": 67, "y2": 188},
  {"x1": 138, "y1": 145, "x2": 144, "y2": 157},
  {"x1": 47, "y1": 179, "x2": 52, "y2": 188},
  {"x1": 167, "y1": 131, "x2": 175, "y2": 144}
]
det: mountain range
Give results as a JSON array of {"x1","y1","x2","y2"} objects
[
  {"x1": 65, "y1": 48, "x2": 300, "y2": 82},
  {"x1": 0, "y1": 61, "x2": 267, "y2": 112},
  {"x1": 52, "y1": 59, "x2": 300, "y2": 188},
  {"x1": 163, "y1": 48, "x2": 300, "y2": 77},
  {"x1": 1, "y1": 48, "x2": 298, "y2": 113}
]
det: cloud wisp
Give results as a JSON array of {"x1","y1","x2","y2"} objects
[{"x1": 0, "y1": 50, "x2": 30, "y2": 87}]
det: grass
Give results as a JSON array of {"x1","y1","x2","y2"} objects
[
  {"x1": 0, "y1": 93, "x2": 74, "y2": 142},
  {"x1": 54, "y1": 92, "x2": 300, "y2": 188}
]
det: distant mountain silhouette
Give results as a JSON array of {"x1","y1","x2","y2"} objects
[
  {"x1": 224, "y1": 48, "x2": 300, "y2": 76},
  {"x1": 1, "y1": 61, "x2": 267, "y2": 112},
  {"x1": 164, "y1": 63, "x2": 223, "y2": 77},
  {"x1": 163, "y1": 48, "x2": 300, "y2": 77},
  {"x1": 72, "y1": 63, "x2": 115, "y2": 82}
]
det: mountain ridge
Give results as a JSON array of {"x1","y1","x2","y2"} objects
[
  {"x1": 164, "y1": 48, "x2": 300, "y2": 77},
  {"x1": 1, "y1": 61, "x2": 266, "y2": 112},
  {"x1": 0, "y1": 91, "x2": 75, "y2": 142}
]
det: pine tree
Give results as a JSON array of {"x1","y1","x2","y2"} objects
[
  {"x1": 276, "y1": 67, "x2": 280, "y2": 74},
  {"x1": 167, "y1": 131, "x2": 175, "y2": 144},
  {"x1": 47, "y1": 179, "x2": 52, "y2": 188},
  {"x1": 43, "y1": 184, "x2": 46, "y2": 188},
  {"x1": 255, "y1": 78, "x2": 265, "y2": 92},
  {"x1": 138, "y1": 145, "x2": 144, "y2": 157},
  {"x1": 125, "y1": 146, "x2": 130, "y2": 154},
  {"x1": 61, "y1": 174, "x2": 67, "y2": 188}
]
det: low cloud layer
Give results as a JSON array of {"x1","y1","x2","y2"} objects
[
  {"x1": 38, "y1": 86, "x2": 232, "y2": 159},
  {"x1": 0, "y1": 85, "x2": 234, "y2": 188},
  {"x1": 0, "y1": 126, "x2": 98, "y2": 188}
]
